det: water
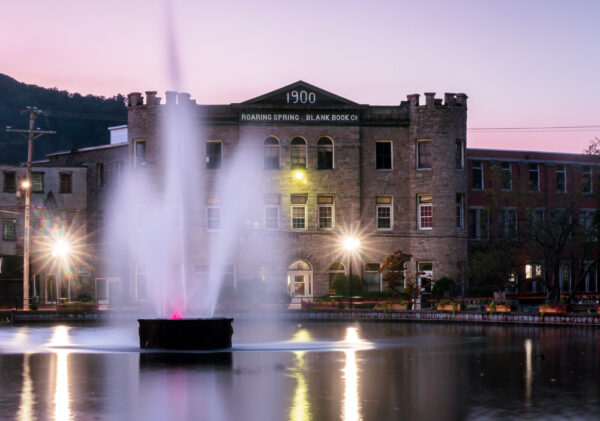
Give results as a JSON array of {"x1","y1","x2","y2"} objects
[{"x1": 0, "y1": 321, "x2": 598, "y2": 420}]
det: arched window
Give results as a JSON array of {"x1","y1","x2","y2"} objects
[
  {"x1": 328, "y1": 262, "x2": 346, "y2": 292},
  {"x1": 288, "y1": 259, "x2": 312, "y2": 297},
  {"x1": 264, "y1": 137, "x2": 280, "y2": 169},
  {"x1": 317, "y1": 137, "x2": 334, "y2": 170},
  {"x1": 290, "y1": 137, "x2": 307, "y2": 169}
]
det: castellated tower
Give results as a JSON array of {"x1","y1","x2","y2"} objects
[{"x1": 124, "y1": 83, "x2": 468, "y2": 304}]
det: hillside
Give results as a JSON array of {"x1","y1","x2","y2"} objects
[{"x1": 0, "y1": 74, "x2": 127, "y2": 164}]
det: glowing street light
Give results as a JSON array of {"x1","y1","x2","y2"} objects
[
  {"x1": 343, "y1": 236, "x2": 361, "y2": 310},
  {"x1": 21, "y1": 180, "x2": 30, "y2": 189},
  {"x1": 51, "y1": 239, "x2": 71, "y2": 259},
  {"x1": 294, "y1": 170, "x2": 304, "y2": 180}
]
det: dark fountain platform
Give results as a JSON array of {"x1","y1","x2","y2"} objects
[{"x1": 138, "y1": 318, "x2": 234, "y2": 350}]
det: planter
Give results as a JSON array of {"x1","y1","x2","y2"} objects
[
  {"x1": 437, "y1": 304, "x2": 461, "y2": 312},
  {"x1": 486, "y1": 305, "x2": 511, "y2": 313},
  {"x1": 374, "y1": 302, "x2": 408, "y2": 311},
  {"x1": 57, "y1": 303, "x2": 97, "y2": 312},
  {"x1": 539, "y1": 305, "x2": 567, "y2": 315}
]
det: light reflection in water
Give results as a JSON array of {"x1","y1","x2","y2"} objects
[
  {"x1": 47, "y1": 326, "x2": 72, "y2": 421},
  {"x1": 17, "y1": 353, "x2": 34, "y2": 421},
  {"x1": 342, "y1": 327, "x2": 362, "y2": 421},
  {"x1": 289, "y1": 329, "x2": 312, "y2": 421},
  {"x1": 525, "y1": 338, "x2": 533, "y2": 406}
]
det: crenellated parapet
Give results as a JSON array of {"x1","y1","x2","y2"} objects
[{"x1": 406, "y1": 92, "x2": 468, "y2": 109}]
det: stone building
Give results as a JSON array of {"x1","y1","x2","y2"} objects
[
  {"x1": 0, "y1": 164, "x2": 88, "y2": 305},
  {"x1": 122, "y1": 81, "x2": 469, "y2": 304}
]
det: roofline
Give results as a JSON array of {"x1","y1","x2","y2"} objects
[
  {"x1": 47, "y1": 142, "x2": 128, "y2": 156},
  {"x1": 239, "y1": 80, "x2": 359, "y2": 105},
  {"x1": 467, "y1": 147, "x2": 590, "y2": 157},
  {"x1": 108, "y1": 124, "x2": 128, "y2": 130}
]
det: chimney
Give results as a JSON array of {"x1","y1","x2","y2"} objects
[
  {"x1": 444, "y1": 93, "x2": 455, "y2": 106},
  {"x1": 165, "y1": 91, "x2": 178, "y2": 105},
  {"x1": 424, "y1": 92, "x2": 435, "y2": 109},
  {"x1": 127, "y1": 92, "x2": 141, "y2": 108},
  {"x1": 178, "y1": 92, "x2": 191, "y2": 104},
  {"x1": 455, "y1": 93, "x2": 468, "y2": 107},
  {"x1": 406, "y1": 94, "x2": 420, "y2": 107},
  {"x1": 145, "y1": 91, "x2": 157, "y2": 106}
]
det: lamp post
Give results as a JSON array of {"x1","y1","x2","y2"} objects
[{"x1": 343, "y1": 236, "x2": 360, "y2": 310}]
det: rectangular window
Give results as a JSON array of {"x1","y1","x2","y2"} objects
[
  {"x1": 556, "y1": 165, "x2": 566, "y2": 193},
  {"x1": 584, "y1": 262, "x2": 597, "y2": 292},
  {"x1": 375, "y1": 141, "x2": 392, "y2": 170},
  {"x1": 468, "y1": 208, "x2": 489, "y2": 239},
  {"x1": 560, "y1": 262, "x2": 571, "y2": 292},
  {"x1": 96, "y1": 163, "x2": 104, "y2": 188},
  {"x1": 318, "y1": 205, "x2": 333, "y2": 229},
  {"x1": 418, "y1": 194, "x2": 433, "y2": 230},
  {"x1": 528, "y1": 208, "x2": 544, "y2": 237},
  {"x1": 31, "y1": 172, "x2": 43, "y2": 193},
  {"x1": 525, "y1": 263, "x2": 543, "y2": 293},
  {"x1": 59, "y1": 173, "x2": 72, "y2": 194},
  {"x1": 417, "y1": 262, "x2": 433, "y2": 292},
  {"x1": 376, "y1": 195, "x2": 392, "y2": 230},
  {"x1": 135, "y1": 140, "x2": 146, "y2": 167},
  {"x1": 364, "y1": 263, "x2": 382, "y2": 292},
  {"x1": 317, "y1": 139, "x2": 333, "y2": 170},
  {"x1": 265, "y1": 206, "x2": 279, "y2": 230},
  {"x1": 472, "y1": 161, "x2": 483, "y2": 190},
  {"x1": 96, "y1": 209, "x2": 104, "y2": 232},
  {"x1": 206, "y1": 141, "x2": 222, "y2": 170},
  {"x1": 582, "y1": 166, "x2": 592, "y2": 194},
  {"x1": 3, "y1": 220, "x2": 16, "y2": 241},
  {"x1": 115, "y1": 160, "x2": 124, "y2": 179},
  {"x1": 417, "y1": 140, "x2": 432, "y2": 169},
  {"x1": 455, "y1": 140, "x2": 464, "y2": 169},
  {"x1": 3, "y1": 172, "x2": 16, "y2": 193},
  {"x1": 456, "y1": 194, "x2": 464, "y2": 229},
  {"x1": 529, "y1": 164, "x2": 540, "y2": 191},
  {"x1": 291, "y1": 140, "x2": 307, "y2": 169},
  {"x1": 501, "y1": 162, "x2": 512, "y2": 190},
  {"x1": 207, "y1": 206, "x2": 221, "y2": 231},
  {"x1": 579, "y1": 210, "x2": 597, "y2": 241},
  {"x1": 291, "y1": 206, "x2": 306, "y2": 229},
  {"x1": 498, "y1": 208, "x2": 518, "y2": 239}
]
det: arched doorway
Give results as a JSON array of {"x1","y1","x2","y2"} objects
[{"x1": 288, "y1": 259, "x2": 313, "y2": 301}]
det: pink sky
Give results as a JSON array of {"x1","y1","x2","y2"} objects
[{"x1": 1, "y1": 0, "x2": 599, "y2": 153}]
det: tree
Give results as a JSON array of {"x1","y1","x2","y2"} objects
[
  {"x1": 468, "y1": 240, "x2": 524, "y2": 296},
  {"x1": 379, "y1": 250, "x2": 412, "y2": 296}
]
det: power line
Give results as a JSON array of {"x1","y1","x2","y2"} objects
[{"x1": 468, "y1": 124, "x2": 600, "y2": 133}]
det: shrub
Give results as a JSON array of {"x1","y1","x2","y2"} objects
[{"x1": 332, "y1": 274, "x2": 364, "y2": 296}]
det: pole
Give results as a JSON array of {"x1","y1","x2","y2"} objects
[
  {"x1": 6, "y1": 107, "x2": 55, "y2": 311},
  {"x1": 349, "y1": 252, "x2": 353, "y2": 310}
]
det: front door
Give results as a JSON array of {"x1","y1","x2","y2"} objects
[{"x1": 289, "y1": 272, "x2": 312, "y2": 298}]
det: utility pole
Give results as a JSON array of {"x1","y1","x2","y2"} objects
[{"x1": 6, "y1": 107, "x2": 55, "y2": 310}]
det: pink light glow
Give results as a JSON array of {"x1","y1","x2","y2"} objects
[{"x1": 170, "y1": 312, "x2": 183, "y2": 320}]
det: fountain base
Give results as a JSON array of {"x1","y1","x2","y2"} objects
[{"x1": 138, "y1": 318, "x2": 234, "y2": 350}]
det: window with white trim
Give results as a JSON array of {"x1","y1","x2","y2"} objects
[
  {"x1": 317, "y1": 195, "x2": 334, "y2": 229},
  {"x1": 417, "y1": 262, "x2": 433, "y2": 292},
  {"x1": 2, "y1": 220, "x2": 16, "y2": 241},
  {"x1": 207, "y1": 197, "x2": 221, "y2": 231},
  {"x1": 456, "y1": 194, "x2": 464, "y2": 229},
  {"x1": 264, "y1": 137, "x2": 280, "y2": 169},
  {"x1": 525, "y1": 263, "x2": 543, "y2": 293},
  {"x1": 529, "y1": 164, "x2": 540, "y2": 191},
  {"x1": 455, "y1": 140, "x2": 464, "y2": 169},
  {"x1": 579, "y1": 209, "x2": 597, "y2": 241},
  {"x1": 329, "y1": 262, "x2": 346, "y2": 292},
  {"x1": 498, "y1": 208, "x2": 518, "y2": 239},
  {"x1": 468, "y1": 208, "x2": 489, "y2": 239},
  {"x1": 290, "y1": 137, "x2": 307, "y2": 169},
  {"x1": 264, "y1": 194, "x2": 280, "y2": 230},
  {"x1": 584, "y1": 262, "x2": 597, "y2": 292},
  {"x1": 472, "y1": 161, "x2": 483, "y2": 190},
  {"x1": 31, "y1": 172, "x2": 44, "y2": 193},
  {"x1": 376, "y1": 195, "x2": 392, "y2": 230},
  {"x1": 501, "y1": 162, "x2": 512, "y2": 190},
  {"x1": 291, "y1": 194, "x2": 307, "y2": 229},
  {"x1": 417, "y1": 139, "x2": 432, "y2": 169},
  {"x1": 3, "y1": 171, "x2": 16, "y2": 193},
  {"x1": 418, "y1": 194, "x2": 433, "y2": 230},
  {"x1": 134, "y1": 139, "x2": 146, "y2": 168},
  {"x1": 364, "y1": 263, "x2": 382, "y2": 292},
  {"x1": 556, "y1": 165, "x2": 566, "y2": 193},
  {"x1": 559, "y1": 262, "x2": 571, "y2": 292}
]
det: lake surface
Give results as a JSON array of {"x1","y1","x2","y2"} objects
[{"x1": 0, "y1": 320, "x2": 598, "y2": 420}]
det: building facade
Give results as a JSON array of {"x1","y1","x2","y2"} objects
[{"x1": 122, "y1": 81, "x2": 469, "y2": 303}]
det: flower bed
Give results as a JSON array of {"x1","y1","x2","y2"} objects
[
  {"x1": 486, "y1": 304, "x2": 511, "y2": 313},
  {"x1": 437, "y1": 303, "x2": 461, "y2": 312},
  {"x1": 539, "y1": 304, "x2": 567, "y2": 315}
]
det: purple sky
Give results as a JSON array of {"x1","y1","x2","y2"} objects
[{"x1": 1, "y1": 0, "x2": 599, "y2": 153}]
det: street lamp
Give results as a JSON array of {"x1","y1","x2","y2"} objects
[
  {"x1": 51, "y1": 237, "x2": 71, "y2": 305},
  {"x1": 343, "y1": 236, "x2": 361, "y2": 309}
]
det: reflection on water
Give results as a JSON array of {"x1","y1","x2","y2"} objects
[
  {"x1": 1, "y1": 322, "x2": 600, "y2": 420},
  {"x1": 17, "y1": 353, "x2": 34, "y2": 421},
  {"x1": 525, "y1": 338, "x2": 533, "y2": 407},
  {"x1": 342, "y1": 328, "x2": 361, "y2": 421},
  {"x1": 47, "y1": 326, "x2": 72, "y2": 421},
  {"x1": 289, "y1": 329, "x2": 312, "y2": 421}
]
